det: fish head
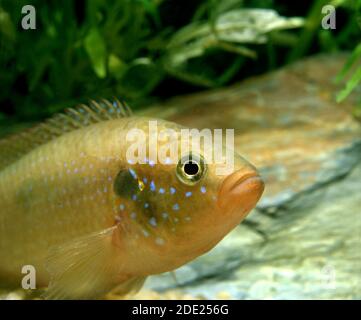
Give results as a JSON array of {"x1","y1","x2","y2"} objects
[
  {"x1": 159, "y1": 146, "x2": 265, "y2": 267},
  {"x1": 113, "y1": 119, "x2": 264, "y2": 274}
]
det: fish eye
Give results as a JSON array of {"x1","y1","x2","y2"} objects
[
  {"x1": 184, "y1": 161, "x2": 199, "y2": 176},
  {"x1": 176, "y1": 153, "x2": 206, "y2": 185}
]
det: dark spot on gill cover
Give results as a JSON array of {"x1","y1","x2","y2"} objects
[
  {"x1": 113, "y1": 169, "x2": 140, "y2": 198},
  {"x1": 113, "y1": 169, "x2": 156, "y2": 222}
]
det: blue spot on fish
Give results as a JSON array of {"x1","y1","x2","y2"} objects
[
  {"x1": 143, "y1": 177, "x2": 148, "y2": 184},
  {"x1": 144, "y1": 202, "x2": 149, "y2": 209},
  {"x1": 159, "y1": 188, "x2": 165, "y2": 194},
  {"x1": 149, "y1": 159, "x2": 155, "y2": 167},
  {"x1": 185, "y1": 191, "x2": 192, "y2": 197},
  {"x1": 155, "y1": 237, "x2": 165, "y2": 246},
  {"x1": 119, "y1": 204, "x2": 125, "y2": 210},
  {"x1": 132, "y1": 194, "x2": 137, "y2": 201},
  {"x1": 149, "y1": 217, "x2": 157, "y2": 227},
  {"x1": 150, "y1": 181, "x2": 156, "y2": 191},
  {"x1": 142, "y1": 229, "x2": 150, "y2": 237},
  {"x1": 170, "y1": 187, "x2": 176, "y2": 194},
  {"x1": 172, "y1": 203, "x2": 180, "y2": 211},
  {"x1": 201, "y1": 186, "x2": 207, "y2": 194},
  {"x1": 162, "y1": 212, "x2": 169, "y2": 219}
]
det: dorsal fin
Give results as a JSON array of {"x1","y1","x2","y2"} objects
[{"x1": 0, "y1": 98, "x2": 132, "y2": 171}]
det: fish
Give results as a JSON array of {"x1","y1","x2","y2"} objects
[{"x1": 0, "y1": 99, "x2": 264, "y2": 299}]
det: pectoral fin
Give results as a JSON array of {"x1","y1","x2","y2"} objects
[
  {"x1": 106, "y1": 276, "x2": 147, "y2": 299},
  {"x1": 44, "y1": 226, "x2": 126, "y2": 300}
]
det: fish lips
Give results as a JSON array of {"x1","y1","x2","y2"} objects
[{"x1": 218, "y1": 170, "x2": 265, "y2": 218}]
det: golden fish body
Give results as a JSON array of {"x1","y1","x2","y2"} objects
[
  {"x1": 0, "y1": 100, "x2": 264, "y2": 299},
  {"x1": 0, "y1": 118, "x2": 133, "y2": 283}
]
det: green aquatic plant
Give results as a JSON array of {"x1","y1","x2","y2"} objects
[
  {"x1": 0, "y1": 0, "x2": 359, "y2": 123},
  {"x1": 336, "y1": 43, "x2": 361, "y2": 103},
  {"x1": 334, "y1": 0, "x2": 361, "y2": 108},
  {"x1": 164, "y1": 8, "x2": 303, "y2": 87},
  {"x1": 332, "y1": 0, "x2": 361, "y2": 121}
]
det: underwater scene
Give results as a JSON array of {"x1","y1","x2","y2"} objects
[{"x1": 0, "y1": 0, "x2": 360, "y2": 300}]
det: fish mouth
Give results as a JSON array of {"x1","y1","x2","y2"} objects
[{"x1": 218, "y1": 170, "x2": 265, "y2": 218}]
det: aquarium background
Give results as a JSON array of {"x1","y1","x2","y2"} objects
[
  {"x1": 0, "y1": 0, "x2": 360, "y2": 124},
  {"x1": 0, "y1": 0, "x2": 360, "y2": 299}
]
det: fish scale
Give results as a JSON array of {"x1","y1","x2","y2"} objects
[{"x1": 0, "y1": 122, "x2": 124, "y2": 283}]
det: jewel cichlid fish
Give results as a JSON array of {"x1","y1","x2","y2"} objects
[{"x1": 0, "y1": 99, "x2": 264, "y2": 299}]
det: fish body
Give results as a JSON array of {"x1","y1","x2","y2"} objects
[
  {"x1": 0, "y1": 100, "x2": 264, "y2": 299},
  {"x1": 0, "y1": 118, "x2": 134, "y2": 284}
]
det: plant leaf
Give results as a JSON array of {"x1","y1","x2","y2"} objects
[
  {"x1": 84, "y1": 28, "x2": 107, "y2": 79},
  {"x1": 117, "y1": 58, "x2": 163, "y2": 98},
  {"x1": 164, "y1": 9, "x2": 303, "y2": 86},
  {"x1": 337, "y1": 65, "x2": 361, "y2": 103},
  {"x1": 336, "y1": 43, "x2": 361, "y2": 82},
  {"x1": 108, "y1": 53, "x2": 127, "y2": 79}
]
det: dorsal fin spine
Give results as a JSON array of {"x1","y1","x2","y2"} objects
[{"x1": 0, "y1": 99, "x2": 132, "y2": 171}]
